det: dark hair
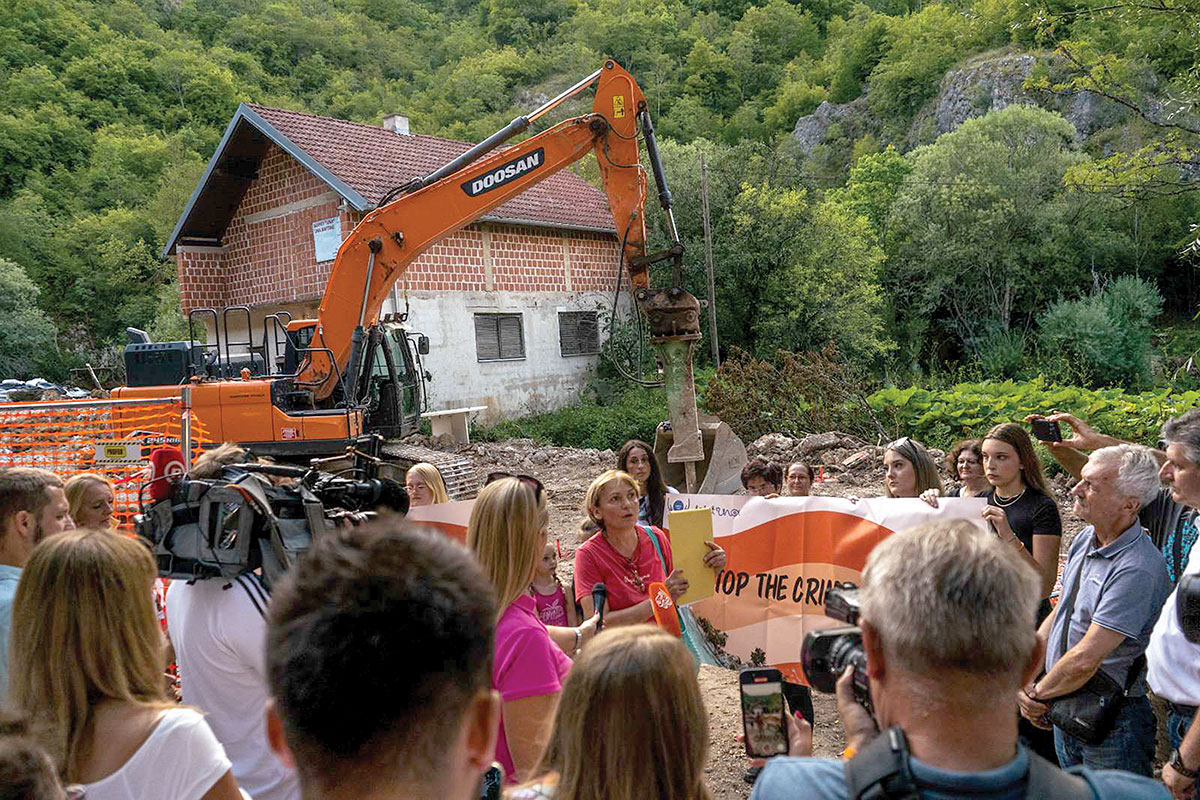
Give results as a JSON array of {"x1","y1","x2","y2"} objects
[
  {"x1": 947, "y1": 440, "x2": 982, "y2": 476},
  {"x1": 617, "y1": 440, "x2": 668, "y2": 527},
  {"x1": 0, "y1": 468, "x2": 62, "y2": 530},
  {"x1": 267, "y1": 519, "x2": 496, "y2": 789},
  {"x1": 0, "y1": 713, "x2": 62, "y2": 800},
  {"x1": 983, "y1": 423, "x2": 1049, "y2": 494},
  {"x1": 740, "y1": 459, "x2": 782, "y2": 491}
]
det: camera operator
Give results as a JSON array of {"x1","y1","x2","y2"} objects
[
  {"x1": 750, "y1": 520, "x2": 1169, "y2": 799},
  {"x1": 1018, "y1": 445, "x2": 1169, "y2": 776},
  {"x1": 165, "y1": 447, "x2": 301, "y2": 800}
]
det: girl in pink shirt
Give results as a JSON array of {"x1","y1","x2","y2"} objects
[
  {"x1": 468, "y1": 475, "x2": 599, "y2": 784},
  {"x1": 532, "y1": 542, "x2": 576, "y2": 629}
]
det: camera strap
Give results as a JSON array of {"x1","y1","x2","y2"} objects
[
  {"x1": 844, "y1": 727, "x2": 919, "y2": 800},
  {"x1": 846, "y1": 728, "x2": 1096, "y2": 800}
]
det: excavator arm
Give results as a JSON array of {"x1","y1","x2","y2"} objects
[{"x1": 297, "y1": 60, "x2": 706, "y2": 487}]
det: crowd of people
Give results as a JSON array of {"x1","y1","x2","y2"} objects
[{"x1": 0, "y1": 409, "x2": 1199, "y2": 799}]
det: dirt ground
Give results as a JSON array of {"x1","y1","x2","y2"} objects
[{"x1": 440, "y1": 435, "x2": 1085, "y2": 798}]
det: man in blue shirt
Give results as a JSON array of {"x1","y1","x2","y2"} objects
[
  {"x1": 0, "y1": 467, "x2": 74, "y2": 694},
  {"x1": 1019, "y1": 445, "x2": 1170, "y2": 776},
  {"x1": 751, "y1": 516, "x2": 1168, "y2": 800}
]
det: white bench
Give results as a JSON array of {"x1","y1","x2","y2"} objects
[{"x1": 421, "y1": 406, "x2": 488, "y2": 444}]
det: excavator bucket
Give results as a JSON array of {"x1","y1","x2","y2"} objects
[{"x1": 654, "y1": 413, "x2": 747, "y2": 495}]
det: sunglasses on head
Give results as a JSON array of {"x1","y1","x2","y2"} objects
[{"x1": 485, "y1": 472, "x2": 544, "y2": 501}]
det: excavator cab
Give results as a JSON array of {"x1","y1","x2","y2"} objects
[{"x1": 356, "y1": 320, "x2": 427, "y2": 439}]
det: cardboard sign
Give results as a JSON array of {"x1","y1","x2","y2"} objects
[{"x1": 666, "y1": 507, "x2": 718, "y2": 606}]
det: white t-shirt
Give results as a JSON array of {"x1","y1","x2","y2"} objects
[
  {"x1": 84, "y1": 707, "x2": 233, "y2": 800},
  {"x1": 167, "y1": 574, "x2": 300, "y2": 800},
  {"x1": 1148, "y1": 543, "x2": 1200, "y2": 706}
]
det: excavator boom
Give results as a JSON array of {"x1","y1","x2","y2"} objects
[{"x1": 297, "y1": 60, "x2": 709, "y2": 487}]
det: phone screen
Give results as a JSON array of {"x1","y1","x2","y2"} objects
[
  {"x1": 1030, "y1": 419, "x2": 1062, "y2": 442},
  {"x1": 741, "y1": 673, "x2": 788, "y2": 758}
]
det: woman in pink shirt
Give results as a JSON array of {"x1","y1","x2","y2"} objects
[
  {"x1": 574, "y1": 470, "x2": 726, "y2": 626},
  {"x1": 467, "y1": 476, "x2": 598, "y2": 784}
]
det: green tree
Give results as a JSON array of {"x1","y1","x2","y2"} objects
[
  {"x1": 0, "y1": 257, "x2": 59, "y2": 377},
  {"x1": 1038, "y1": 275, "x2": 1163, "y2": 386},
  {"x1": 885, "y1": 105, "x2": 1123, "y2": 363},
  {"x1": 728, "y1": 184, "x2": 892, "y2": 364}
]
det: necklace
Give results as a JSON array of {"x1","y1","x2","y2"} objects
[
  {"x1": 604, "y1": 530, "x2": 646, "y2": 593},
  {"x1": 992, "y1": 487, "x2": 1027, "y2": 508}
]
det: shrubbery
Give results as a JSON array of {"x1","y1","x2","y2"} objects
[
  {"x1": 475, "y1": 387, "x2": 669, "y2": 451},
  {"x1": 869, "y1": 378, "x2": 1196, "y2": 447},
  {"x1": 1037, "y1": 276, "x2": 1163, "y2": 387}
]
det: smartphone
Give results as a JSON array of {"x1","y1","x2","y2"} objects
[
  {"x1": 477, "y1": 764, "x2": 503, "y2": 800},
  {"x1": 740, "y1": 667, "x2": 789, "y2": 758},
  {"x1": 1030, "y1": 419, "x2": 1062, "y2": 443}
]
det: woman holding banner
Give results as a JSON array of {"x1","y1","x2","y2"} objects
[
  {"x1": 883, "y1": 437, "x2": 943, "y2": 498},
  {"x1": 980, "y1": 423, "x2": 1061, "y2": 600},
  {"x1": 574, "y1": 470, "x2": 726, "y2": 626},
  {"x1": 468, "y1": 477, "x2": 599, "y2": 784}
]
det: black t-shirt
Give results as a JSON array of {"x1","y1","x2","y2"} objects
[{"x1": 984, "y1": 486, "x2": 1062, "y2": 554}]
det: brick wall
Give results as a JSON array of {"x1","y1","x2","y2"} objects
[{"x1": 177, "y1": 142, "x2": 620, "y2": 312}]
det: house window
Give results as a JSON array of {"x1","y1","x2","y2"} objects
[
  {"x1": 558, "y1": 311, "x2": 600, "y2": 357},
  {"x1": 474, "y1": 313, "x2": 525, "y2": 361}
]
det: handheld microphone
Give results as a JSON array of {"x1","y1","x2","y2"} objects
[{"x1": 591, "y1": 582, "x2": 607, "y2": 631}]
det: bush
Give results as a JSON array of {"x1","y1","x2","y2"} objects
[
  {"x1": 1037, "y1": 276, "x2": 1163, "y2": 387},
  {"x1": 475, "y1": 387, "x2": 669, "y2": 451},
  {"x1": 868, "y1": 377, "x2": 1195, "y2": 448},
  {"x1": 703, "y1": 346, "x2": 889, "y2": 441}
]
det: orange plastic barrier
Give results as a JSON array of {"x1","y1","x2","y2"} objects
[{"x1": 0, "y1": 397, "x2": 209, "y2": 530}]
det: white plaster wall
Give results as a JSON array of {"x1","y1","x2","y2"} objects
[
  {"x1": 383, "y1": 290, "x2": 625, "y2": 422},
  {"x1": 192, "y1": 293, "x2": 622, "y2": 422}
]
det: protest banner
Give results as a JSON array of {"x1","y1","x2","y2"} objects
[
  {"x1": 408, "y1": 492, "x2": 987, "y2": 684},
  {"x1": 666, "y1": 495, "x2": 988, "y2": 683},
  {"x1": 405, "y1": 500, "x2": 472, "y2": 542}
]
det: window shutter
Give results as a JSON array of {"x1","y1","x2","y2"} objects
[
  {"x1": 498, "y1": 315, "x2": 524, "y2": 359},
  {"x1": 474, "y1": 314, "x2": 524, "y2": 361},
  {"x1": 559, "y1": 312, "x2": 600, "y2": 356},
  {"x1": 474, "y1": 315, "x2": 500, "y2": 361}
]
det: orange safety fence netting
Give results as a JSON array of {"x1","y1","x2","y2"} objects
[{"x1": 0, "y1": 397, "x2": 210, "y2": 531}]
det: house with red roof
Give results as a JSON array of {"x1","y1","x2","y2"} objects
[{"x1": 163, "y1": 103, "x2": 621, "y2": 419}]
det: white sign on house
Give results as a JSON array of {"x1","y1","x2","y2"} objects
[{"x1": 312, "y1": 217, "x2": 342, "y2": 262}]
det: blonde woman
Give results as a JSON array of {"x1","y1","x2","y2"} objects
[
  {"x1": 63, "y1": 473, "x2": 116, "y2": 529},
  {"x1": 467, "y1": 476, "x2": 598, "y2": 785},
  {"x1": 8, "y1": 530, "x2": 244, "y2": 799},
  {"x1": 574, "y1": 470, "x2": 725, "y2": 626},
  {"x1": 405, "y1": 462, "x2": 449, "y2": 507},
  {"x1": 509, "y1": 626, "x2": 714, "y2": 800}
]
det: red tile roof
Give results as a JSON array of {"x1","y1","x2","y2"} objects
[{"x1": 248, "y1": 104, "x2": 616, "y2": 234}]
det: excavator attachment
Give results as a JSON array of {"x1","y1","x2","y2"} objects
[{"x1": 655, "y1": 413, "x2": 748, "y2": 495}]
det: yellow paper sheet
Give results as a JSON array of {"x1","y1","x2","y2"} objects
[{"x1": 667, "y1": 507, "x2": 717, "y2": 606}]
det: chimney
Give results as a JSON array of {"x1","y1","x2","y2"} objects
[{"x1": 383, "y1": 114, "x2": 410, "y2": 135}]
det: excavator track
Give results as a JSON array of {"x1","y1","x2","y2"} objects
[{"x1": 381, "y1": 441, "x2": 479, "y2": 500}]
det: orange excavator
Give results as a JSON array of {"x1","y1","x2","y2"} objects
[{"x1": 115, "y1": 61, "x2": 746, "y2": 495}]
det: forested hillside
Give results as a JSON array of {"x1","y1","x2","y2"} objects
[{"x1": 1, "y1": 0, "x2": 1198, "y2": 387}]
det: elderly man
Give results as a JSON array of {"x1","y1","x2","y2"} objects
[
  {"x1": 1037, "y1": 409, "x2": 1200, "y2": 797},
  {"x1": 1147, "y1": 410, "x2": 1200, "y2": 799},
  {"x1": 1018, "y1": 444, "x2": 1170, "y2": 776},
  {"x1": 751, "y1": 520, "x2": 1167, "y2": 799}
]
